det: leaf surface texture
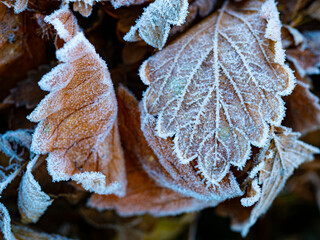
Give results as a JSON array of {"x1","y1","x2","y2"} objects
[{"x1": 140, "y1": 0, "x2": 295, "y2": 185}]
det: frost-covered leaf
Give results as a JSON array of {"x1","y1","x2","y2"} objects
[
  {"x1": 0, "y1": 0, "x2": 28, "y2": 13},
  {"x1": 124, "y1": 0, "x2": 189, "y2": 49},
  {"x1": 233, "y1": 126, "x2": 319, "y2": 236},
  {"x1": 284, "y1": 80, "x2": 320, "y2": 135},
  {"x1": 28, "y1": 6, "x2": 126, "y2": 196},
  {"x1": 88, "y1": 151, "x2": 215, "y2": 217},
  {"x1": 115, "y1": 86, "x2": 242, "y2": 202},
  {"x1": 110, "y1": 0, "x2": 150, "y2": 8},
  {"x1": 286, "y1": 31, "x2": 320, "y2": 77},
  {"x1": 88, "y1": 86, "x2": 219, "y2": 216},
  {"x1": 18, "y1": 155, "x2": 53, "y2": 224},
  {"x1": 0, "y1": 202, "x2": 15, "y2": 240},
  {"x1": 171, "y1": 0, "x2": 216, "y2": 35},
  {"x1": 140, "y1": 0, "x2": 294, "y2": 186},
  {"x1": 0, "y1": 130, "x2": 32, "y2": 195}
]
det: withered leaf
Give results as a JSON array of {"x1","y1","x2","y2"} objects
[
  {"x1": 28, "y1": 6, "x2": 126, "y2": 196},
  {"x1": 140, "y1": 0, "x2": 295, "y2": 186},
  {"x1": 124, "y1": 0, "x2": 189, "y2": 49},
  {"x1": 234, "y1": 126, "x2": 319, "y2": 236},
  {"x1": 116, "y1": 87, "x2": 241, "y2": 202},
  {"x1": 18, "y1": 155, "x2": 53, "y2": 224},
  {"x1": 88, "y1": 87, "x2": 218, "y2": 216},
  {"x1": 170, "y1": 0, "x2": 216, "y2": 35},
  {"x1": 0, "y1": 4, "x2": 24, "y2": 71},
  {"x1": 0, "y1": 0, "x2": 27, "y2": 13},
  {"x1": 0, "y1": 202, "x2": 15, "y2": 240},
  {"x1": 284, "y1": 80, "x2": 320, "y2": 135},
  {"x1": 11, "y1": 225, "x2": 74, "y2": 240},
  {"x1": 286, "y1": 30, "x2": 320, "y2": 77},
  {"x1": 0, "y1": 130, "x2": 32, "y2": 195}
]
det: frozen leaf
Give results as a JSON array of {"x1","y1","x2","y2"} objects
[
  {"x1": 0, "y1": 0, "x2": 28, "y2": 13},
  {"x1": 88, "y1": 151, "x2": 215, "y2": 217},
  {"x1": 234, "y1": 126, "x2": 319, "y2": 236},
  {"x1": 284, "y1": 80, "x2": 320, "y2": 135},
  {"x1": 140, "y1": 0, "x2": 294, "y2": 186},
  {"x1": 110, "y1": 0, "x2": 151, "y2": 8},
  {"x1": 18, "y1": 155, "x2": 53, "y2": 224},
  {"x1": 0, "y1": 202, "x2": 15, "y2": 240},
  {"x1": 88, "y1": 86, "x2": 219, "y2": 216},
  {"x1": 171, "y1": 0, "x2": 216, "y2": 35},
  {"x1": 286, "y1": 30, "x2": 320, "y2": 77},
  {"x1": 28, "y1": 7, "x2": 126, "y2": 196},
  {"x1": 0, "y1": 130, "x2": 32, "y2": 195},
  {"x1": 286, "y1": 49, "x2": 320, "y2": 76},
  {"x1": 116, "y1": 86, "x2": 243, "y2": 202},
  {"x1": 124, "y1": 0, "x2": 189, "y2": 49}
]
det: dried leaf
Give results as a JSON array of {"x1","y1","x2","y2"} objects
[
  {"x1": 0, "y1": 0, "x2": 28, "y2": 13},
  {"x1": 124, "y1": 0, "x2": 189, "y2": 49},
  {"x1": 284, "y1": 80, "x2": 320, "y2": 135},
  {"x1": 28, "y1": 6, "x2": 126, "y2": 196},
  {"x1": 11, "y1": 225, "x2": 74, "y2": 240},
  {"x1": 170, "y1": 0, "x2": 216, "y2": 35},
  {"x1": 286, "y1": 31, "x2": 320, "y2": 77},
  {"x1": 18, "y1": 155, "x2": 53, "y2": 224},
  {"x1": 0, "y1": 130, "x2": 32, "y2": 195},
  {"x1": 0, "y1": 4, "x2": 24, "y2": 71},
  {"x1": 88, "y1": 86, "x2": 218, "y2": 216},
  {"x1": 116, "y1": 87, "x2": 242, "y2": 202},
  {"x1": 140, "y1": 0, "x2": 294, "y2": 186},
  {"x1": 234, "y1": 126, "x2": 319, "y2": 236},
  {"x1": 0, "y1": 202, "x2": 15, "y2": 240}
]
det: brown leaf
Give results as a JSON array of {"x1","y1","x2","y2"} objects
[
  {"x1": 124, "y1": 0, "x2": 189, "y2": 49},
  {"x1": 140, "y1": 0, "x2": 294, "y2": 186},
  {"x1": 0, "y1": 0, "x2": 28, "y2": 13},
  {"x1": 170, "y1": 0, "x2": 216, "y2": 35},
  {"x1": 28, "y1": 6, "x2": 126, "y2": 196},
  {"x1": 88, "y1": 86, "x2": 218, "y2": 216},
  {"x1": 227, "y1": 126, "x2": 319, "y2": 236},
  {"x1": 286, "y1": 30, "x2": 320, "y2": 77},
  {"x1": 0, "y1": 4, "x2": 25, "y2": 71},
  {"x1": 284, "y1": 80, "x2": 320, "y2": 135}
]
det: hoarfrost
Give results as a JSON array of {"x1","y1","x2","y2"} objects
[
  {"x1": 28, "y1": 7, "x2": 126, "y2": 196},
  {"x1": 124, "y1": 0, "x2": 189, "y2": 49},
  {"x1": 234, "y1": 126, "x2": 319, "y2": 237},
  {"x1": 140, "y1": 0, "x2": 295, "y2": 186},
  {"x1": 18, "y1": 155, "x2": 53, "y2": 224}
]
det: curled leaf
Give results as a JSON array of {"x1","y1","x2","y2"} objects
[
  {"x1": 28, "y1": 6, "x2": 126, "y2": 196},
  {"x1": 0, "y1": 202, "x2": 15, "y2": 240},
  {"x1": 0, "y1": 0, "x2": 27, "y2": 13},
  {"x1": 124, "y1": 0, "x2": 189, "y2": 49},
  {"x1": 0, "y1": 130, "x2": 32, "y2": 195},
  {"x1": 284, "y1": 80, "x2": 320, "y2": 135},
  {"x1": 234, "y1": 126, "x2": 319, "y2": 236},
  {"x1": 18, "y1": 155, "x2": 53, "y2": 224},
  {"x1": 140, "y1": 0, "x2": 294, "y2": 186}
]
